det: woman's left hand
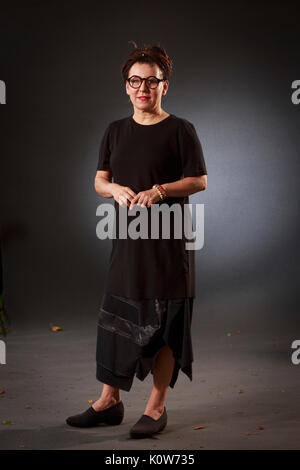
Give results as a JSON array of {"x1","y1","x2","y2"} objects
[{"x1": 129, "y1": 188, "x2": 162, "y2": 210}]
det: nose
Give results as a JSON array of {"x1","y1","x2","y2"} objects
[{"x1": 139, "y1": 79, "x2": 150, "y2": 92}]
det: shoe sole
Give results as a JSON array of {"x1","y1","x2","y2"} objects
[
  {"x1": 130, "y1": 421, "x2": 167, "y2": 438},
  {"x1": 66, "y1": 415, "x2": 123, "y2": 427}
]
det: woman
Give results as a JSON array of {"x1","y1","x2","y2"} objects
[{"x1": 66, "y1": 42, "x2": 207, "y2": 438}]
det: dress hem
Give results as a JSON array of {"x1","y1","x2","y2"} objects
[{"x1": 95, "y1": 294, "x2": 194, "y2": 392}]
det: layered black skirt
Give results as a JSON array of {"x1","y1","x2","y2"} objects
[{"x1": 95, "y1": 293, "x2": 194, "y2": 391}]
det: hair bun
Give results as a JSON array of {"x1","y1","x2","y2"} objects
[{"x1": 121, "y1": 41, "x2": 173, "y2": 82}]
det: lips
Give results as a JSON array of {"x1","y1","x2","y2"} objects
[{"x1": 138, "y1": 97, "x2": 150, "y2": 101}]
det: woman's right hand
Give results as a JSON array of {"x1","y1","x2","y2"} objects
[{"x1": 111, "y1": 183, "x2": 137, "y2": 208}]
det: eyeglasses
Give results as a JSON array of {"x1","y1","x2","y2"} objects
[{"x1": 127, "y1": 75, "x2": 166, "y2": 89}]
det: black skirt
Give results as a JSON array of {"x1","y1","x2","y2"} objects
[{"x1": 95, "y1": 293, "x2": 194, "y2": 391}]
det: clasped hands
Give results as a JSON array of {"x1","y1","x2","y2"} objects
[{"x1": 112, "y1": 184, "x2": 162, "y2": 210}]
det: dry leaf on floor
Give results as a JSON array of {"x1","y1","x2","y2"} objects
[
  {"x1": 50, "y1": 325, "x2": 64, "y2": 332},
  {"x1": 194, "y1": 425, "x2": 206, "y2": 430}
]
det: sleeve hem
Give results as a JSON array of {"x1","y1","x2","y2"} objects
[{"x1": 183, "y1": 171, "x2": 207, "y2": 177}]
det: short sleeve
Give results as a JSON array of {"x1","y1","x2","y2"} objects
[
  {"x1": 97, "y1": 124, "x2": 112, "y2": 171},
  {"x1": 178, "y1": 119, "x2": 207, "y2": 177}
]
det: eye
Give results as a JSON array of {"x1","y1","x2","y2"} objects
[{"x1": 129, "y1": 76, "x2": 141, "y2": 86}]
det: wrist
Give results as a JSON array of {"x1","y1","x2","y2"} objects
[
  {"x1": 109, "y1": 182, "x2": 119, "y2": 197},
  {"x1": 152, "y1": 183, "x2": 167, "y2": 200}
]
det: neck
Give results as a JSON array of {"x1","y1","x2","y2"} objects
[{"x1": 132, "y1": 107, "x2": 167, "y2": 124}]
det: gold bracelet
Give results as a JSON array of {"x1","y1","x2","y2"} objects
[{"x1": 152, "y1": 184, "x2": 167, "y2": 200}]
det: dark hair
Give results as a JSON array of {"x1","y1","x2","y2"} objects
[{"x1": 121, "y1": 40, "x2": 173, "y2": 83}]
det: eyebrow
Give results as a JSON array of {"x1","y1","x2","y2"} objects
[{"x1": 130, "y1": 75, "x2": 159, "y2": 79}]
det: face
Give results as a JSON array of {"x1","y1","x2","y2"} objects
[{"x1": 125, "y1": 62, "x2": 169, "y2": 112}]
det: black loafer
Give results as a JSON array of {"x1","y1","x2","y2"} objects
[
  {"x1": 130, "y1": 407, "x2": 167, "y2": 438},
  {"x1": 66, "y1": 400, "x2": 124, "y2": 427}
]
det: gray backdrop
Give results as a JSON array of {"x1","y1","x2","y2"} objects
[{"x1": 1, "y1": 0, "x2": 299, "y2": 336}]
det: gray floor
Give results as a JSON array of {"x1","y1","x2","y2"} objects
[{"x1": 0, "y1": 313, "x2": 299, "y2": 450}]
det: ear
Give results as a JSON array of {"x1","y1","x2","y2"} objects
[
  {"x1": 125, "y1": 80, "x2": 130, "y2": 96},
  {"x1": 162, "y1": 80, "x2": 169, "y2": 96}
]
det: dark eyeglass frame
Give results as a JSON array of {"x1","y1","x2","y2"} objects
[{"x1": 126, "y1": 75, "x2": 166, "y2": 89}]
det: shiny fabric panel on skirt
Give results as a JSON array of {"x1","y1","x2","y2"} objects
[{"x1": 96, "y1": 293, "x2": 194, "y2": 391}]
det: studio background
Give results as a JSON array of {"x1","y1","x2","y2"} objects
[{"x1": 1, "y1": 0, "x2": 299, "y2": 338}]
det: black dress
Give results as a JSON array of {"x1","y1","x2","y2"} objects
[{"x1": 95, "y1": 113, "x2": 207, "y2": 391}]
